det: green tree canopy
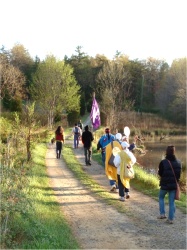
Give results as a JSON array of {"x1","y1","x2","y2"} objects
[{"x1": 30, "y1": 55, "x2": 80, "y2": 128}]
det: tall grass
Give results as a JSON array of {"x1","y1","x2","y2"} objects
[{"x1": 131, "y1": 165, "x2": 186, "y2": 213}]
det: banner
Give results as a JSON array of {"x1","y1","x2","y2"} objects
[{"x1": 90, "y1": 97, "x2": 101, "y2": 130}]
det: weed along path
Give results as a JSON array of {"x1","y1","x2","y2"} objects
[{"x1": 46, "y1": 137, "x2": 186, "y2": 249}]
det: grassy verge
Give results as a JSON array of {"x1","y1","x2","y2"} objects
[
  {"x1": 64, "y1": 128, "x2": 186, "y2": 214},
  {"x1": 91, "y1": 144, "x2": 186, "y2": 214},
  {"x1": 10, "y1": 143, "x2": 80, "y2": 249},
  {"x1": 62, "y1": 144, "x2": 186, "y2": 216},
  {"x1": 131, "y1": 165, "x2": 186, "y2": 213},
  {"x1": 62, "y1": 145, "x2": 133, "y2": 215},
  {"x1": 9, "y1": 130, "x2": 186, "y2": 248}
]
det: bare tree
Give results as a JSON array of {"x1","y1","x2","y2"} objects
[
  {"x1": 96, "y1": 60, "x2": 134, "y2": 132},
  {"x1": 0, "y1": 54, "x2": 26, "y2": 100}
]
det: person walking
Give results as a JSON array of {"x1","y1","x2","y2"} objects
[
  {"x1": 105, "y1": 133, "x2": 122, "y2": 192},
  {"x1": 157, "y1": 145, "x2": 181, "y2": 224},
  {"x1": 72, "y1": 123, "x2": 81, "y2": 148},
  {"x1": 113, "y1": 141, "x2": 136, "y2": 201},
  {"x1": 77, "y1": 119, "x2": 83, "y2": 130},
  {"x1": 82, "y1": 125, "x2": 94, "y2": 165},
  {"x1": 107, "y1": 132, "x2": 137, "y2": 194},
  {"x1": 55, "y1": 126, "x2": 65, "y2": 159},
  {"x1": 77, "y1": 120, "x2": 83, "y2": 141},
  {"x1": 97, "y1": 128, "x2": 115, "y2": 189},
  {"x1": 97, "y1": 128, "x2": 115, "y2": 164}
]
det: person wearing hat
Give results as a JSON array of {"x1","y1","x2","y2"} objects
[
  {"x1": 157, "y1": 145, "x2": 181, "y2": 224},
  {"x1": 82, "y1": 125, "x2": 94, "y2": 165},
  {"x1": 113, "y1": 141, "x2": 136, "y2": 201},
  {"x1": 122, "y1": 135, "x2": 137, "y2": 151},
  {"x1": 77, "y1": 119, "x2": 83, "y2": 130},
  {"x1": 97, "y1": 128, "x2": 115, "y2": 164}
]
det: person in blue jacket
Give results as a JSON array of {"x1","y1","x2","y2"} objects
[
  {"x1": 97, "y1": 128, "x2": 115, "y2": 164},
  {"x1": 97, "y1": 128, "x2": 116, "y2": 190}
]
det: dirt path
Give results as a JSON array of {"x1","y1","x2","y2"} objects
[{"x1": 46, "y1": 136, "x2": 186, "y2": 249}]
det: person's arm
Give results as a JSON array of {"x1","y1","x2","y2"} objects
[
  {"x1": 91, "y1": 135, "x2": 94, "y2": 141},
  {"x1": 128, "y1": 143, "x2": 136, "y2": 151},
  {"x1": 97, "y1": 139, "x2": 102, "y2": 150},
  {"x1": 82, "y1": 133, "x2": 85, "y2": 144},
  {"x1": 158, "y1": 161, "x2": 164, "y2": 177},
  {"x1": 128, "y1": 151, "x2": 136, "y2": 165}
]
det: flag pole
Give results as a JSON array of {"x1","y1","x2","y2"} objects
[
  {"x1": 93, "y1": 91, "x2": 97, "y2": 142},
  {"x1": 92, "y1": 92, "x2": 96, "y2": 141}
]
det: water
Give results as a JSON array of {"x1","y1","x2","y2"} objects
[{"x1": 134, "y1": 136, "x2": 187, "y2": 175}]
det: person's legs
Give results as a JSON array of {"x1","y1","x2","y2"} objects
[
  {"x1": 110, "y1": 180, "x2": 116, "y2": 186},
  {"x1": 117, "y1": 174, "x2": 125, "y2": 201},
  {"x1": 88, "y1": 148, "x2": 92, "y2": 164},
  {"x1": 84, "y1": 147, "x2": 88, "y2": 165},
  {"x1": 58, "y1": 142, "x2": 62, "y2": 158},
  {"x1": 158, "y1": 189, "x2": 167, "y2": 216},
  {"x1": 168, "y1": 190, "x2": 176, "y2": 221},
  {"x1": 125, "y1": 187, "x2": 130, "y2": 198},
  {"x1": 74, "y1": 136, "x2": 76, "y2": 148},
  {"x1": 74, "y1": 135, "x2": 79, "y2": 148},
  {"x1": 77, "y1": 136, "x2": 79, "y2": 147},
  {"x1": 56, "y1": 142, "x2": 58, "y2": 158},
  {"x1": 101, "y1": 152, "x2": 105, "y2": 166},
  {"x1": 56, "y1": 141, "x2": 61, "y2": 158},
  {"x1": 110, "y1": 179, "x2": 117, "y2": 191}
]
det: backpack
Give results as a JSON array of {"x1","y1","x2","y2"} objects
[{"x1": 75, "y1": 127, "x2": 80, "y2": 135}]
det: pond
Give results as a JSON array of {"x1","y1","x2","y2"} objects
[{"x1": 134, "y1": 135, "x2": 186, "y2": 175}]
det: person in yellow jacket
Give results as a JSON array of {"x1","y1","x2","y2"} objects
[{"x1": 113, "y1": 141, "x2": 136, "y2": 201}]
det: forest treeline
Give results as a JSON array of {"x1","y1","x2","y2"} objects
[
  {"x1": 0, "y1": 44, "x2": 186, "y2": 128},
  {"x1": 0, "y1": 43, "x2": 186, "y2": 248}
]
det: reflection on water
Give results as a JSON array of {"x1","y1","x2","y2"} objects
[{"x1": 134, "y1": 136, "x2": 187, "y2": 175}]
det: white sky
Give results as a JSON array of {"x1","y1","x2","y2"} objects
[{"x1": 0, "y1": 0, "x2": 186, "y2": 64}]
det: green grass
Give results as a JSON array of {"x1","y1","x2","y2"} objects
[
  {"x1": 63, "y1": 128, "x2": 186, "y2": 214},
  {"x1": 131, "y1": 165, "x2": 186, "y2": 213},
  {"x1": 8, "y1": 129, "x2": 186, "y2": 249},
  {"x1": 62, "y1": 145, "x2": 133, "y2": 215},
  {"x1": 90, "y1": 131, "x2": 186, "y2": 214},
  {"x1": 10, "y1": 143, "x2": 80, "y2": 249}
]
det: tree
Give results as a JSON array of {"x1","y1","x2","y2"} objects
[
  {"x1": 167, "y1": 58, "x2": 186, "y2": 123},
  {"x1": 142, "y1": 57, "x2": 168, "y2": 112},
  {"x1": 10, "y1": 44, "x2": 34, "y2": 74},
  {"x1": 0, "y1": 49, "x2": 26, "y2": 110},
  {"x1": 96, "y1": 60, "x2": 134, "y2": 131},
  {"x1": 10, "y1": 44, "x2": 36, "y2": 98},
  {"x1": 64, "y1": 46, "x2": 94, "y2": 115},
  {"x1": 30, "y1": 55, "x2": 80, "y2": 128}
]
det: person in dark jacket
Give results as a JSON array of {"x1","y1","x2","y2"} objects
[
  {"x1": 157, "y1": 145, "x2": 181, "y2": 224},
  {"x1": 82, "y1": 125, "x2": 94, "y2": 165}
]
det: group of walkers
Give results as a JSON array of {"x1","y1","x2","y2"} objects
[
  {"x1": 53, "y1": 121, "x2": 182, "y2": 225},
  {"x1": 97, "y1": 127, "x2": 137, "y2": 201}
]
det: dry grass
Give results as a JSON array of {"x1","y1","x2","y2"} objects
[{"x1": 115, "y1": 111, "x2": 185, "y2": 135}]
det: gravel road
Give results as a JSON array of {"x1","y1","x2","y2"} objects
[{"x1": 46, "y1": 136, "x2": 186, "y2": 249}]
